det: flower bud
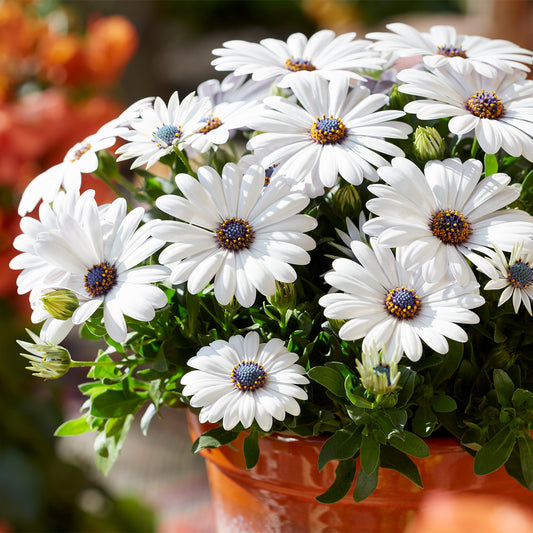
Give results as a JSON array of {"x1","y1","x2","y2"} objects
[
  {"x1": 388, "y1": 83, "x2": 416, "y2": 110},
  {"x1": 41, "y1": 289, "x2": 79, "y2": 320},
  {"x1": 356, "y1": 342, "x2": 400, "y2": 396},
  {"x1": 332, "y1": 182, "x2": 361, "y2": 220},
  {"x1": 268, "y1": 281, "x2": 297, "y2": 312},
  {"x1": 413, "y1": 126, "x2": 446, "y2": 162},
  {"x1": 18, "y1": 329, "x2": 72, "y2": 379}
]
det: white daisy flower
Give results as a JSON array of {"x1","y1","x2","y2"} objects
[
  {"x1": 247, "y1": 74, "x2": 412, "y2": 198},
  {"x1": 483, "y1": 242, "x2": 533, "y2": 314},
  {"x1": 32, "y1": 197, "x2": 170, "y2": 343},
  {"x1": 397, "y1": 66, "x2": 533, "y2": 161},
  {"x1": 197, "y1": 73, "x2": 273, "y2": 107},
  {"x1": 366, "y1": 23, "x2": 533, "y2": 77},
  {"x1": 18, "y1": 125, "x2": 118, "y2": 216},
  {"x1": 363, "y1": 158, "x2": 533, "y2": 286},
  {"x1": 115, "y1": 91, "x2": 211, "y2": 169},
  {"x1": 211, "y1": 29, "x2": 383, "y2": 88},
  {"x1": 150, "y1": 162, "x2": 317, "y2": 307},
  {"x1": 10, "y1": 190, "x2": 95, "y2": 302},
  {"x1": 181, "y1": 331, "x2": 309, "y2": 431},
  {"x1": 319, "y1": 238, "x2": 484, "y2": 363},
  {"x1": 187, "y1": 100, "x2": 255, "y2": 154}
]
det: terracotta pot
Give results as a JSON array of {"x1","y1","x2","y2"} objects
[{"x1": 187, "y1": 413, "x2": 533, "y2": 533}]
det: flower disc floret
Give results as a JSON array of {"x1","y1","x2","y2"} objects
[
  {"x1": 385, "y1": 287, "x2": 420, "y2": 319},
  {"x1": 436, "y1": 44, "x2": 467, "y2": 58},
  {"x1": 508, "y1": 260, "x2": 533, "y2": 289},
  {"x1": 311, "y1": 115, "x2": 347, "y2": 145},
  {"x1": 430, "y1": 209, "x2": 471, "y2": 245},
  {"x1": 231, "y1": 360, "x2": 266, "y2": 391},
  {"x1": 216, "y1": 217, "x2": 255, "y2": 251},
  {"x1": 153, "y1": 124, "x2": 182, "y2": 146},
  {"x1": 284, "y1": 57, "x2": 316, "y2": 72},
  {"x1": 465, "y1": 90, "x2": 504, "y2": 119},
  {"x1": 69, "y1": 141, "x2": 92, "y2": 163},
  {"x1": 84, "y1": 261, "x2": 118, "y2": 298},
  {"x1": 197, "y1": 116, "x2": 223, "y2": 134}
]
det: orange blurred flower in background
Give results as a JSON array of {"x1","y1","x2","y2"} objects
[{"x1": 0, "y1": 0, "x2": 138, "y2": 303}]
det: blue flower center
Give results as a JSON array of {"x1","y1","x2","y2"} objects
[
  {"x1": 465, "y1": 90, "x2": 504, "y2": 119},
  {"x1": 231, "y1": 361, "x2": 267, "y2": 392},
  {"x1": 508, "y1": 259, "x2": 533, "y2": 288},
  {"x1": 153, "y1": 124, "x2": 182, "y2": 146},
  {"x1": 69, "y1": 141, "x2": 92, "y2": 163},
  {"x1": 84, "y1": 261, "x2": 118, "y2": 298},
  {"x1": 435, "y1": 44, "x2": 467, "y2": 58},
  {"x1": 373, "y1": 363, "x2": 392, "y2": 387},
  {"x1": 264, "y1": 163, "x2": 279, "y2": 186},
  {"x1": 430, "y1": 209, "x2": 471, "y2": 245},
  {"x1": 216, "y1": 218, "x2": 255, "y2": 251},
  {"x1": 385, "y1": 287, "x2": 421, "y2": 320},
  {"x1": 311, "y1": 115, "x2": 347, "y2": 145},
  {"x1": 197, "y1": 115, "x2": 222, "y2": 134},
  {"x1": 284, "y1": 57, "x2": 316, "y2": 72}
]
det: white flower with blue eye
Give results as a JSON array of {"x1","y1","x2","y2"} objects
[{"x1": 181, "y1": 331, "x2": 309, "y2": 431}]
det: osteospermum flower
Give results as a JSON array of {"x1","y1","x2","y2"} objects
[
  {"x1": 181, "y1": 331, "x2": 309, "y2": 431},
  {"x1": 18, "y1": 126, "x2": 118, "y2": 216},
  {"x1": 211, "y1": 29, "x2": 383, "y2": 88},
  {"x1": 363, "y1": 158, "x2": 533, "y2": 285},
  {"x1": 483, "y1": 242, "x2": 533, "y2": 314},
  {"x1": 31, "y1": 197, "x2": 170, "y2": 343},
  {"x1": 115, "y1": 91, "x2": 211, "y2": 169},
  {"x1": 366, "y1": 23, "x2": 533, "y2": 77},
  {"x1": 319, "y1": 239, "x2": 484, "y2": 363},
  {"x1": 150, "y1": 162, "x2": 317, "y2": 307},
  {"x1": 397, "y1": 67, "x2": 533, "y2": 161},
  {"x1": 247, "y1": 74, "x2": 412, "y2": 197}
]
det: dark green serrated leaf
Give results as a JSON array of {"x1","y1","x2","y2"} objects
[
  {"x1": 353, "y1": 464, "x2": 379, "y2": 502},
  {"x1": 518, "y1": 434, "x2": 533, "y2": 490},
  {"x1": 243, "y1": 431, "x2": 260, "y2": 469},
  {"x1": 360, "y1": 433, "x2": 380, "y2": 474},
  {"x1": 308, "y1": 366, "x2": 345, "y2": 398},
  {"x1": 318, "y1": 425, "x2": 362, "y2": 471},
  {"x1": 380, "y1": 445, "x2": 423, "y2": 488},
  {"x1": 191, "y1": 427, "x2": 239, "y2": 453},
  {"x1": 412, "y1": 404, "x2": 438, "y2": 438},
  {"x1": 396, "y1": 367, "x2": 416, "y2": 408},
  {"x1": 494, "y1": 369, "x2": 515, "y2": 408},
  {"x1": 389, "y1": 431, "x2": 430, "y2": 458},
  {"x1": 316, "y1": 459, "x2": 356, "y2": 504},
  {"x1": 474, "y1": 427, "x2": 517, "y2": 475}
]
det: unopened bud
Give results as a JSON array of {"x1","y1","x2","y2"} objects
[
  {"x1": 356, "y1": 342, "x2": 400, "y2": 396},
  {"x1": 41, "y1": 289, "x2": 79, "y2": 320},
  {"x1": 18, "y1": 329, "x2": 72, "y2": 379},
  {"x1": 268, "y1": 281, "x2": 297, "y2": 312},
  {"x1": 413, "y1": 126, "x2": 446, "y2": 162},
  {"x1": 332, "y1": 182, "x2": 361, "y2": 220},
  {"x1": 389, "y1": 83, "x2": 416, "y2": 111}
]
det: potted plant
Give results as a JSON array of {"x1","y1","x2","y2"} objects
[{"x1": 11, "y1": 24, "x2": 533, "y2": 532}]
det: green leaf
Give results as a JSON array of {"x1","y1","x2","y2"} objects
[
  {"x1": 431, "y1": 341, "x2": 463, "y2": 387},
  {"x1": 360, "y1": 433, "x2": 380, "y2": 474},
  {"x1": 353, "y1": 464, "x2": 379, "y2": 502},
  {"x1": 87, "y1": 352, "x2": 120, "y2": 380},
  {"x1": 474, "y1": 427, "x2": 517, "y2": 475},
  {"x1": 484, "y1": 153, "x2": 498, "y2": 176},
  {"x1": 518, "y1": 434, "x2": 533, "y2": 490},
  {"x1": 512, "y1": 388, "x2": 533, "y2": 411},
  {"x1": 54, "y1": 415, "x2": 92, "y2": 437},
  {"x1": 94, "y1": 414, "x2": 134, "y2": 475},
  {"x1": 389, "y1": 431, "x2": 430, "y2": 458},
  {"x1": 412, "y1": 404, "x2": 438, "y2": 438},
  {"x1": 317, "y1": 425, "x2": 362, "y2": 471},
  {"x1": 191, "y1": 426, "x2": 239, "y2": 453},
  {"x1": 316, "y1": 459, "x2": 356, "y2": 504},
  {"x1": 90, "y1": 390, "x2": 145, "y2": 418},
  {"x1": 243, "y1": 431, "x2": 260, "y2": 470},
  {"x1": 494, "y1": 369, "x2": 515, "y2": 408},
  {"x1": 308, "y1": 366, "x2": 345, "y2": 398},
  {"x1": 396, "y1": 367, "x2": 416, "y2": 408},
  {"x1": 431, "y1": 394, "x2": 457, "y2": 413},
  {"x1": 380, "y1": 445, "x2": 423, "y2": 488},
  {"x1": 345, "y1": 376, "x2": 374, "y2": 408}
]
